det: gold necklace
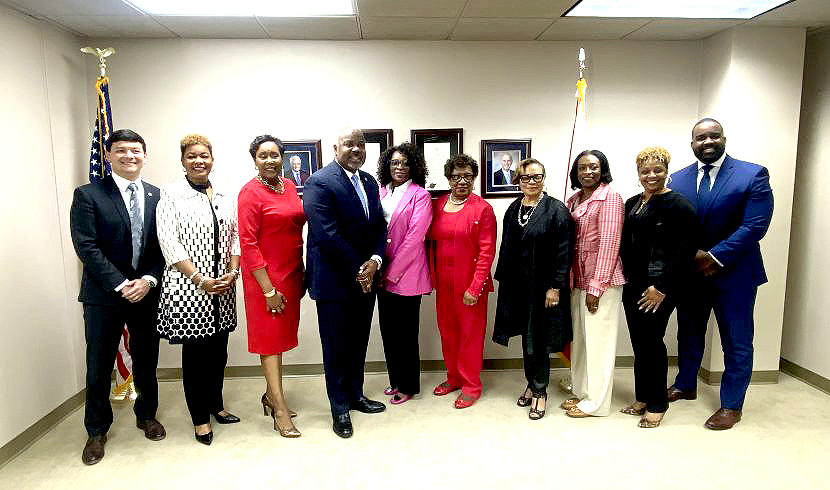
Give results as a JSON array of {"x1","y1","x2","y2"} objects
[{"x1": 257, "y1": 175, "x2": 284, "y2": 194}]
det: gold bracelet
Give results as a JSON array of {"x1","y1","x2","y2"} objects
[{"x1": 263, "y1": 288, "x2": 276, "y2": 298}]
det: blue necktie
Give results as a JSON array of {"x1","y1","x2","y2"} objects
[
  {"x1": 697, "y1": 164, "x2": 713, "y2": 207},
  {"x1": 351, "y1": 174, "x2": 369, "y2": 219},
  {"x1": 294, "y1": 171, "x2": 301, "y2": 185},
  {"x1": 128, "y1": 183, "x2": 143, "y2": 269}
]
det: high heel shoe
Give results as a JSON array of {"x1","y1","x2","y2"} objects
[
  {"x1": 195, "y1": 431, "x2": 213, "y2": 445},
  {"x1": 273, "y1": 416, "x2": 301, "y2": 438},
  {"x1": 529, "y1": 393, "x2": 547, "y2": 420},
  {"x1": 212, "y1": 412, "x2": 241, "y2": 424},
  {"x1": 261, "y1": 393, "x2": 297, "y2": 418},
  {"x1": 517, "y1": 387, "x2": 533, "y2": 407},
  {"x1": 638, "y1": 411, "x2": 665, "y2": 428}
]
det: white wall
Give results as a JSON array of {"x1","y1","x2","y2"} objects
[
  {"x1": 696, "y1": 27, "x2": 805, "y2": 375},
  {"x1": 0, "y1": 5, "x2": 89, "y2": 447},
  {"x1": 92, "y1": 38, "x2": 705, "y2": 368},
  {"x1": 781, "y1": 31, "x2": 830, "y2": 379}
]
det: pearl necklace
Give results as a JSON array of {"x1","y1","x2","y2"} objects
[
  {"x1": 257, "y1": 175, "x2": 284, "y2": 194},
  {"x1": 518, "y1": 198, "x2": 541, "y2": 227},
  {"x1": 449, "y1": 195, "x2": 468, "y2": 205}
]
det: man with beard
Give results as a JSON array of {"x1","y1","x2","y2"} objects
[{"x1": 666, "y1": 118, "x2": 773, "y2": 430}]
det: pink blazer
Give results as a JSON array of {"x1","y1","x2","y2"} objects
[
  {"x1": 566, "y1": 183, "x2": 626, "y2": 297},
  {"x1": 379, "y1": 183, "x2": 433, "y2": 296}
]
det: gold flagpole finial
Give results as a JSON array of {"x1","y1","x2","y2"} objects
[{"x1": 81, "y1": 47, "x2": 115, "y2": 77}]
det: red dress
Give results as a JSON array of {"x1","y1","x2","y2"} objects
[{"x1": 238, "y1": 177, "x2": 305, "y2": 355}]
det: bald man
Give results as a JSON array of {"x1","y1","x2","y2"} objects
[{"x1": 303, "y1": 128, "x2": 388, "y2": 438}]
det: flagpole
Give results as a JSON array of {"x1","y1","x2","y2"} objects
[{"x1": 563, "y1": 47, "x2": 587, "y2": 201}]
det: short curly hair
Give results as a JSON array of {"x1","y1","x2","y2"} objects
[
  {"x1": 248, "y1": 134, "x2": 285, "y2": 160},
  {"x1": 444, "y1": 153, "x2": 479, "y2": 180},
  {"x1": 635, "y1": 146, "x2": 671, "y2": 169},
  {"x1": 376, "y1": 142, "x2": 428, "y2": 188},
  {"x1": 180, "y1": 134, "x2": 212, "y2": 157},
  {"x1": 513, "y1": 158, "x2": 545, "y2": 185}
]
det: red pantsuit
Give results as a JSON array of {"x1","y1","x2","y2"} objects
[{"x1": 429, "y1": 194, "x2": 497, "y2": 398}]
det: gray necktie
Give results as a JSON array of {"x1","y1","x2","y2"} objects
[
  {"x1": 128, "y1": 183, "x2": 143, "y2": 269},
  {"x1": 351, "y1": 174, "x2": 369, "y2": 219}
]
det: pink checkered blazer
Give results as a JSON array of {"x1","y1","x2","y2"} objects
[{"x1": 566, "y1": 183, "x2": 626, "y2": 297}]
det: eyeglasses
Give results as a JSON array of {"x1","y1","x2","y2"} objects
[
  {"x1": 390, "y1": 159, "x2": 409, "y2": 168},
  {"x1": 518, "y1": 174, "x2": 544, "y2": 183},
  {"x1": 448, "y1": 174, "x2": 475, "y2": 183}
]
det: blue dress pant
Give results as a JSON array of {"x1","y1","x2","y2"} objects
[{"x1": 674, "y1": 278, "x2": 757, "y2": 410}]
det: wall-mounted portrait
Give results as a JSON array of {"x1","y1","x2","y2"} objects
[
  {"x1": 362, "y1": 129, "x2": 393, "y2": 168},
  {"x1": 481, "y1": 139, "x2": 531, "y2": 198},
  {"x1": 282, "y1": 140, "x2": 323, "y2": 196},
  {"x1": 411, "y1": 128, "x2": 463, "y2": 194}
]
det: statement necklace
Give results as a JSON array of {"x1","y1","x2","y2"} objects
[
  {"x1": 449, "y1": 195, "x2": 468, "y2": 205},
  {"x1": 518, "y1": 198, "x2": 541, "y2": 227},
  {"x1": 257, "y1": 175, "x2": 284, "y2": 194}
]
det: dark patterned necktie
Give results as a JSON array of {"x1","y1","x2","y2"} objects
[
  {"x1": 128, "y1": 183, "x2": 143, "y2": 269},
  {"x1": 697, "y1": 164, "x2": 713, "y2": 207}
]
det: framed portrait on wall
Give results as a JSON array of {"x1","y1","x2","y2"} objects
[
  {"x1": 411, "y1": 128, "x2": 463, "y2": 194},
  {"x1": 481, "y1": 139, "x2": 531, "y2": 198},
  {"x1": 361, "y1": 129, "x2": 393, "y2": 169},
  {"x1": 282, "y1": 140, "x2": 323, "y2": 196}
]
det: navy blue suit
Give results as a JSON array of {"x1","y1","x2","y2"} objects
[
  {"x1": 303, "y1": 161, "x2": 387, "y2": 416},
  {"x1": 670, "y1": 155, "x2": 773, "y2": 409},
  {"x1": 69, "y1": 175, "x2": 163, "y2": 436}
]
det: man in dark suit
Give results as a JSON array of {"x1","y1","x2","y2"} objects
[
  {"x1": 667, "y1": 118, "x2": 773, "y2": 430},
  {"x1": 493, "y1": 153, "x2": 514, "y2": 186},
  {"x1": 70, "y1": 129, "x2": 166, "y2": 464},
  {"x1": 283, "y1": 155, "x2": 310, "y2": 186},
  {"x1": 303, "y1": 127, "x2": 388, "y2": 438}
]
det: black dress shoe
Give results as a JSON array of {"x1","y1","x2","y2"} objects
[
  {"x1": 212, "y1": 412, "x2": 241, "y2": 424},
  {"x1": 666, "y1": 385, "x2": 697, "y2": 403},
  {"x1": 332, "y1": 413, "x2": 353, "y2": 438},
  {"x1": 350, "y1": 396, "x2": 386, "y2": 414},
  {"x1": 82, "y1": 435, "x2": 107, "y2": 465},
  {"x1": 136, "y1": 419, "x2": 166, "y2": 441},
  {"x1": 195, "y1": 431, "x2": 214, "y2": 445}
]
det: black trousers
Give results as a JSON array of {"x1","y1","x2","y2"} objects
[
  {"x1": 316, "y1": 292, "x2": 376, "y2": 418},
  {"x1": 522, "y1": 339, "x2": 551, "y2": 395},
  {"x1": 181, "y1": 330, "x2": 229, "y2": 426},
  {"x1": 622, "y1": 283, "x2": 676, "y2": 413},
  {"x1": 377, "y1": 289, "x2": 422, "y2": 396},
  {"x1": 83, "y1": 301, "x2": 160, "y2": 436}
]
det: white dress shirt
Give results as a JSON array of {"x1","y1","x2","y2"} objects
[
  {"x1": 381, "y1": 179, "x2": 411, "y2": 223},
  {"x1": 337, "y1": 162, "x2": 382, "y2": 268},
  {"x1": 110, "y1": 172, "x2": 157, "y2": 290},
  {"x1": 694, "y1": 152, "x2": 727, "y2": 266}
]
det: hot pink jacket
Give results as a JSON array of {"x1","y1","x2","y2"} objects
[{"x1": 379, "y1": 183, "x2": 433, "y2": 296}]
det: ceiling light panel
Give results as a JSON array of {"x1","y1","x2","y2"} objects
[
  {"x1": 565, "y1": 0, "x2": 793, "y2": 19},
  {"x1": 126, "y1": 0, "x2": 354, "y2": 16}
]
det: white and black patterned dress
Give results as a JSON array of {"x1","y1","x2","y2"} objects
[{"x1": 156, "y1": 177, "x2": 240, "y2": 343}]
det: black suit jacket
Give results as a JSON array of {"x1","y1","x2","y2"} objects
[
  {"x1": 283, "y1": 169, "x2": 310, "y2": 186},
  {"x1": 494, "y1": 169, "x2": 513, "y2": 186},
  {"x1": 70, "y1": 175, "x2": 163, "y2": 305},
  {"x1": 303, "y1": 161, "x2": 387, "y2": 301}
]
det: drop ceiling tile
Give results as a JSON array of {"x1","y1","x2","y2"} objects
[
  {"x1": 539, "y1": 18, "x2": 651, "y2": 40},
  {"x1": 50, "y1": 15, "x2": 175, "y2": 37},
  {"x1": 624, "y1": 19, "x2": 745, "y2": 41},
  {"x1": 361, "y1": 16, "x2": 456, "y2": 40},
  {"x1": 356, "y1": 0, "x2": 467, "y2": 18},
  {"x1": 3, "y1": 0, "x2": 141, "y2": 16},
  {"x1": 461, "y1": 0, "x2": 574, "y2": 18},
  {"x1": 152, "y1": 15, "x2": 268, "y2": 38},
  {"x1": 450, "y1": 18, "x2": 553, "y2": 41},
  {"x1": 259, "y1": 16, "x2": 359, "y2": 40}
]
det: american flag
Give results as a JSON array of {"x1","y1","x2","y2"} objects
[{"x1": 89, "y1": 76, "x2": 113, "y2": 183}]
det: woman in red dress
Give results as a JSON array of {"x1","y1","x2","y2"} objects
[
  {"x1": 238, "y1": 135, "x2": 305, "y2": 438},
  {"x1": 428, "y1": 154, "x2": 497, "y2": 409}
]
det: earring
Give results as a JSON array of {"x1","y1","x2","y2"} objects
[{"x1": 636, "y1": 180, "x2": 641, "y2": 187}]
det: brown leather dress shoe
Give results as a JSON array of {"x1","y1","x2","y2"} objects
[
  {"x1": 136, "y1": 419, "x2": 166, "y2": 441},
  {"x1": 82, "y1": 435, "x2": 106, "y2": 465},
  {"x1": 704, "y1": 408, "x2": 742, "y2": 430},
  {"x1": 667, "y1": 385, "x2": 697, "y2": 402}
]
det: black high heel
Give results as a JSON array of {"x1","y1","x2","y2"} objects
[
  {"x1": 261, "y1": 393, "x2": 297, "y2": 418},
  {"x1": 517, "y1": 387, "x2": 533, "y2": 407},
  {"x1": 195, "y1": 431, "x2": 213, "y2": 445},
  {"x1": 212, "y1": 412, "x2": 241, "y2": 424},
  {"x1": 529, "y1": 393, "x2": 547, "y2": 420}
]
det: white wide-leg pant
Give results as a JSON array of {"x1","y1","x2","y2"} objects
[{"x1": 570, "y1": 286, "x2": 622, "y2": 416}]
